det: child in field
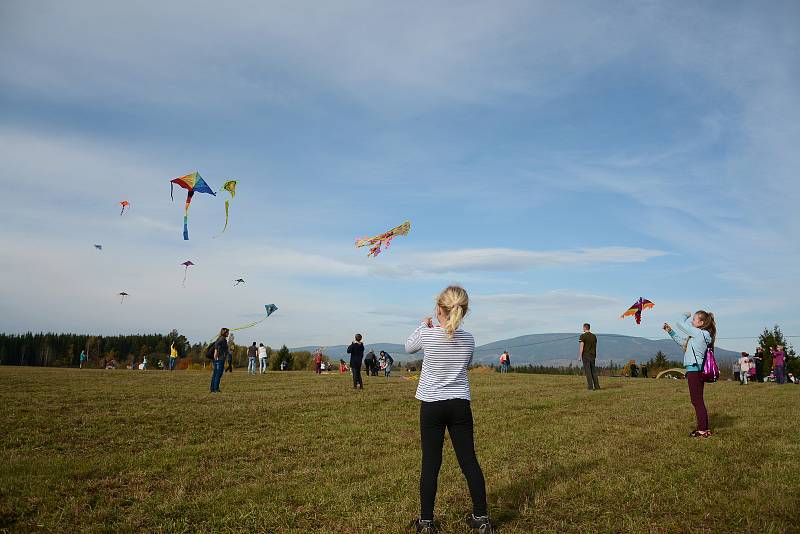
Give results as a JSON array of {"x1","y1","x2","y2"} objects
[
  {"x1": 79, "y1": 350, "x2": 87, "y2": 369},
  {"x1": 406, "y1": 286, "x2": 492, "y2": 533},
  {"x1": 738, "y1": 353, "x2": 751, "y2": 385},
  {"x1": 663, "y1": 310, "x2": 717, "y2": 438}
]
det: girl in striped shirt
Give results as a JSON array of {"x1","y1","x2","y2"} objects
[{"x1": 406, "y1": 286, "x2": 493, "y2": 534}]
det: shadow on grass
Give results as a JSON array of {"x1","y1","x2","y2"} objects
[
  {"x1": 710, "y1": 413, "x2": 737, "y2": 429},
  {"x1": 490, "y1": 459, "x2": 601, "y2": 525}
]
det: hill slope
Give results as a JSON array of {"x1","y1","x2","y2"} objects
[{"x1": 293, "y1": 333, "x2": 740, "y2": 366}]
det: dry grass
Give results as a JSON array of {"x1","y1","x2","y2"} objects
[{"x1": 1, "y1": 367, "x2": 798, "y2": 533}]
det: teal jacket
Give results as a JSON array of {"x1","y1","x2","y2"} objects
[{"x1": 668, "y1": 314, "x2": 713, "y2": 371}]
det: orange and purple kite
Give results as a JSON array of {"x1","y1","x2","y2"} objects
[
  {"x1": 119, "y1": 200, "x2": 130, "y2": 215},
  {"x1": 180, "y1": 260, "x2": 195, "y2": 287},
  {"x1": 170, "y1": 172, "x2": 216, "y2": 240},
  {"x1": 620, "y1": 297, "x2": 654, "y2": 325},
  {"x1": 355, "y1": 221, "x2": 411, "y2": 257}
]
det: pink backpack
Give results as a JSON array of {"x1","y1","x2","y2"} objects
[
  {"x1": 700, "y1": 344, "x2": 719, "y2": 383},
  {"x1": 692, "y1": 336, "x2": 719, "y2": 383}
]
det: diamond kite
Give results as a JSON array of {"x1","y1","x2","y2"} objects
[
  {"x1": 180, "y1": 260, "x2": 195, "y2": 287},
  {"x1": 229, "y1": 304, "x2": 278, "y2": 332},
  {"x1": 170, "y1": 172, "x2": 216, "y2": 240},
  {"x1": 355, "y1": 221, "x2": 411, "y2": 257},
  {"x1": 620, "y1": 297, "x2": 654, "y2": 325}
]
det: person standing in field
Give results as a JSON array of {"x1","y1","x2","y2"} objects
[
  {"x1": 247, "y1": 342, "x2": 258, "y2": 375},
  {"x1": 771, "y1": 345, "x2": 786, "y2": 384},
  {"x1": 382, "y1": 351, "x2": 394, "y2": 377},
  {"x1": 314, "y1": 350, "x2": 323, "y2": 375},
  {"x1": 169, "y1": 342, "x2": 178, "y2": 371},
  {"x1": 406, "y1": 286, "x2": 493, "y2": 534},
  {"x1": 579, "y1": 323, "x2": 600, "y2": 390},
  {"x1": 226, "y1": 333, "x2": 235, "y2": 373},
  {"x1": 211, "y1": 328, "x2": 229, "y2": 393},
  {"x1": 79, "y1": 350, "x2": 87, "y2": 369},
  {"x1": 141, "y1": 355, "x2": 148, "y2": 370},
  {"x1": 347, "y1": 334, "x2": 365, "y2": 390},
  {"x1": 663, "y1": 310, "x2": 717, "y2": 438},
  {"x1": 738, "y1": 353, "x2": 751, "y2": 385},
  {"x1": 753, "y1": 347, "x2": 765, "y2": 382},
  {"x1": 258, "y1": 343, "x2": 268, "y2": 374}
]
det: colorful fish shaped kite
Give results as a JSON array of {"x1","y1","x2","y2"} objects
[
  {"x1": 620, "y1": 297, "x2": 654, "y2": 325},
  {"x1": 170, "y1": 172, "x2": 216, "y2": 240},
  {"x1": 119, "y1": 200, "x2": 130, "y2": 215},
  {"x1": 118, "y1": 292, "x2": 129, "y2": 304},
  {"x1": 180, "y1": 260, "x2": 195, "y2": 287},
  {"x1": 355, "y1": 221, "x2": 411, "y2": 257},
  {"x1": 214, "y1": 180, "x2": 238, "y2": 238}
]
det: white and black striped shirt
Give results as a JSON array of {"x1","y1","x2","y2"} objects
[{"x1": 406, "y1": 323, "x2": 475, "y2": 402}]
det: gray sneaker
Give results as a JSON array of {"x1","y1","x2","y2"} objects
[
  {"x1": 466, "y1": 514, "x2": 494, "y2": 533},
  {"x1": 411, "y1": 518, "x2": 436, "y2": 533}
]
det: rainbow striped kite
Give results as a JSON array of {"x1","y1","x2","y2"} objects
[{"x1": 170, "y1": 172, "x2": 216, "y2": 240}]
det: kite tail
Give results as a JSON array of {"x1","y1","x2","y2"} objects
[
  {"x1": 212, "y1": 200, "x2": 230, "y2": 239},
  {"x1": 182, "y1": 267, "x2": 188, "y2": 288},
  {"x1": 170, "y1": 182, "x2": 174, "y2": 201},
  {"x1": 183, "y1": 191, "x2": 194, "y2": 240}
]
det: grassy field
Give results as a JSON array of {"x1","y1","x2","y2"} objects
[{"x1": 1, "y1": 367, "x2": 798, "y2": 533}]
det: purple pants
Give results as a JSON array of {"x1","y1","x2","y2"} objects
[
  {"x1": 775, "y1": 365, "x2": 785, "y2": 384},
  {"x1": 687, "y1": 371, "x2": 708, "y2": 431}
]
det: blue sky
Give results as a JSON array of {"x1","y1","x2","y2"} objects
[{"x1": 1, "y1": 1, "x2": 798, "y2": 352}]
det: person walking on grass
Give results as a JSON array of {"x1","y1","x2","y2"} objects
[
  {"x1": 247, "y1": 342, "x2": 258, "y2": 375},
  {"x1": 663, "y1": 310, "x2": 717, "y2": 438},
  {"x1": 347, "y1": 334, "x2": 365, "y2": 390},
  {"x1": 738, "y1": 353, "x2": 751, "y2": 385},
  {"x1": 579, "y1": 323, "x2": 600, "y2": 390},
  {"x1": 169, "y1": 342, "x2": 178, "y2": 371},
  {"x1": 406, "y1": 285, "x2": 493, "y2": 534},
  {"x1": 79, "y1": 350, "x2": 87, "y2": 369},
  {"x1": 210, "y1": 328, "x2": 229, "y2": 393},
  {"x1": 258, "y1": 343, "x2": 268, "y2": 374},
  {"x1": 771, "y1": 345, "x2": 786, "y2": 384}
]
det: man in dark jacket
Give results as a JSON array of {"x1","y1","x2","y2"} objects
[{"x1": 347, "y1": 334, "x2": 365, "y2": 389}]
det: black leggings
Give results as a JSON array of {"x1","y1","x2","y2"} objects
[
  {"x1": 419, "y1": 399, "x2": 487, "y2": 520},
  {"x1": 352, "y1": 365, "x2": 363, "y2": 388}
]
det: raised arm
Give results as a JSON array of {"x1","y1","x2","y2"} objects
[
  {"x1": 674, "y1": 314, "x2": 708, "y2": 340},
  {"x1": 405, "y1": 324, "x2": 425, "y2": 354},
  {"x1": 667, "y1": 328, "x2": 687, "y2": 347}
]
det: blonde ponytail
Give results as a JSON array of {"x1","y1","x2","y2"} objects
[{"x1": 437, "y1": 285, "x2": 469, "y2": 339}]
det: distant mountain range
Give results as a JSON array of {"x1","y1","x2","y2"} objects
[{"x1": 292, "y1": 333, "x2": 740, "y2": 367}]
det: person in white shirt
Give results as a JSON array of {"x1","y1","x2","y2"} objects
[
  {"x1": 258, "y1": 343, "x2": 268, "y2": 374},
  {"x1": 738, "y1": 353, "x2": 751, "y2": 385},
  {"x1": 406, "y1": 285, "x2": 492, "y2": 534}
]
